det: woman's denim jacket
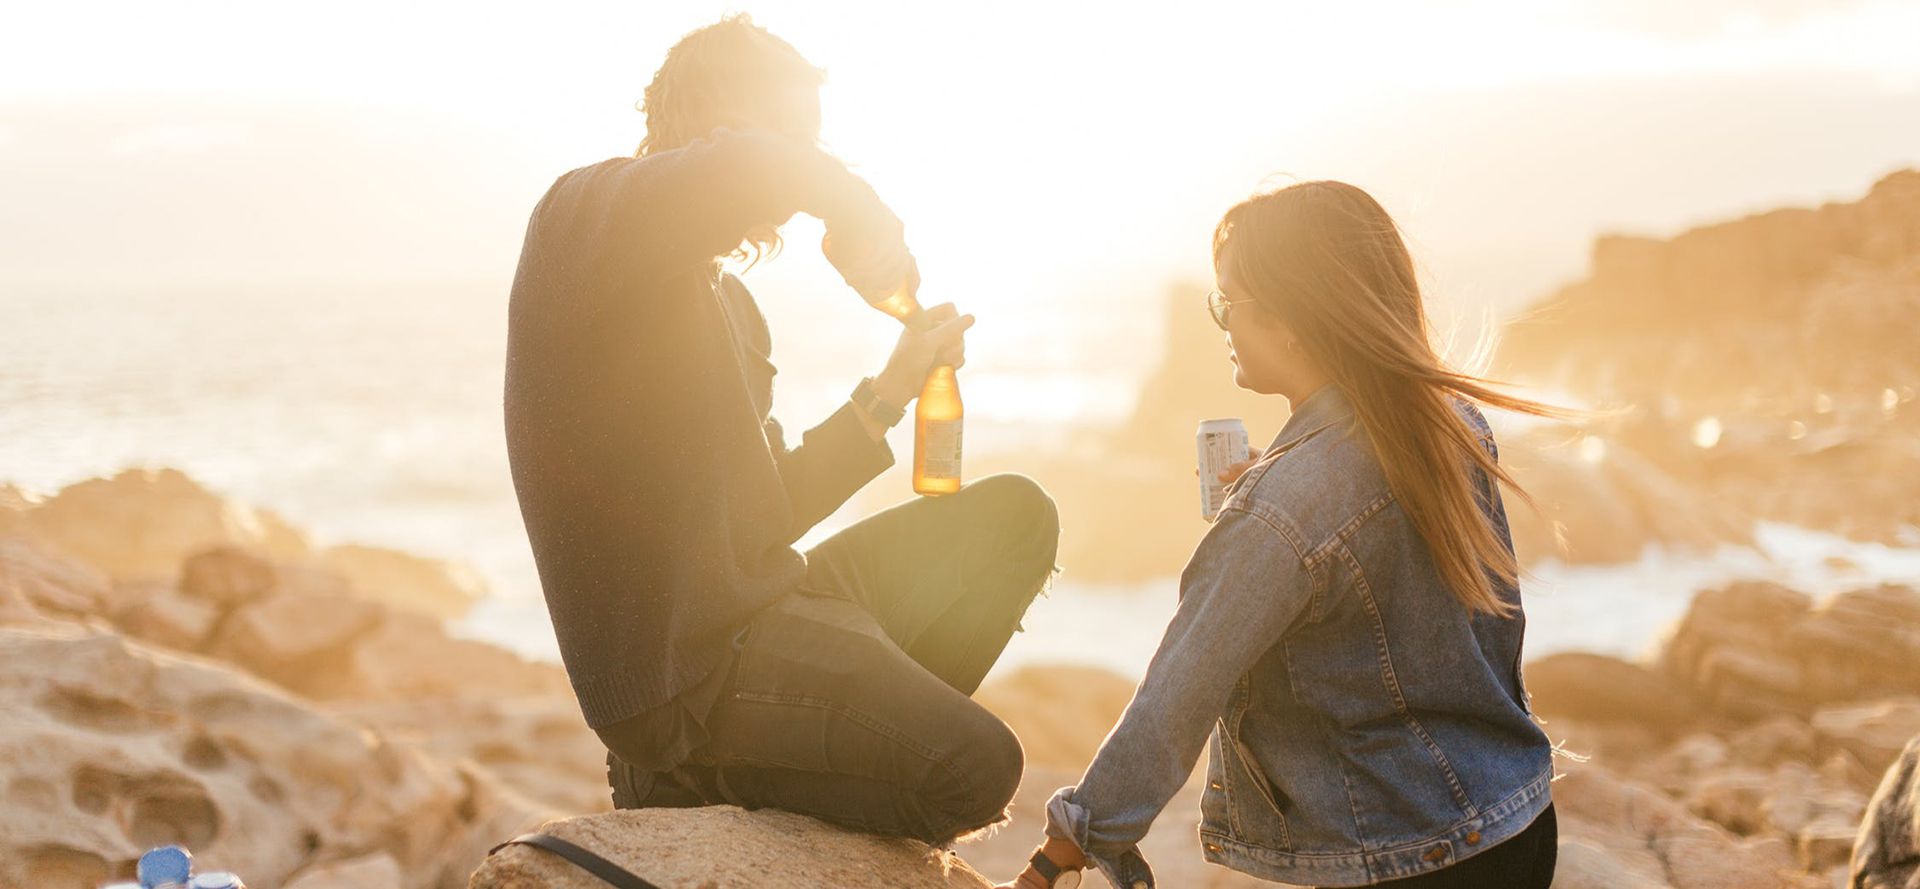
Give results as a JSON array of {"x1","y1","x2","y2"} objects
[{"x1": 1046, "y1": 385, "x2": 1553, "y2": 888}]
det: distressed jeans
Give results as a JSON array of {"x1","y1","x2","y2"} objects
[{"x1": 609, "y1": 474, "x2": 1059, "y2": 843}]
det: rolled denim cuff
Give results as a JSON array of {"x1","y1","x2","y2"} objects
[{"x1": 1044, "y1": 787, "x2": 1156, "y2": 888}]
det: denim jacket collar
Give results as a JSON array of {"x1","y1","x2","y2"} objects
[{"x1": 1268, "y1": 383, "x2": 1353, "y2": 454}]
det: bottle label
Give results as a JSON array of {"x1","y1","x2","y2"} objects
[{"x1": 921, "y1": 419, "x2": 963, "y2": 480}]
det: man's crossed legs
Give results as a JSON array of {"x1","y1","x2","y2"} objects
[{"x1": 606, "y1": 474, "x2": 1060, "y2": 843}]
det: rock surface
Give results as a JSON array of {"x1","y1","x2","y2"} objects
[
  {"x1": 1852, "y1": 735, "x2": 1920, "y2": 889},
  {"x1": 1496, "y1": 170, "x2": 1920, "y2": 546},
  {"x1": 0, "y1": 626, "x2": 548, "y2": 889},
  {"x1": 21, "y1": 468, "x2": 311, "y2": 581},
  {"x1": 469, "y1": 806, "x2": 993, "y2": 889},
  {"x1": 4, "y1": 465, "x2": 1917, "y2": 889}
]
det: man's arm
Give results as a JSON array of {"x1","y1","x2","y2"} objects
[
  {"x1": 600, "y1": 128, "x2": 900, "y2": 281},
  {"x1": 765, "y1": 410, "x2": 894, "y2": 540},
  {"x1": 1041, "y1": 508, "x2": 1315, "y2": 886},
  {"x1": 765, "y1": 308, "x2": 972, "y2": 541}
]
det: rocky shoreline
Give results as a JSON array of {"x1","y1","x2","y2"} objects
[{"x1": 4, "y1": 468, "x2": 1917, "y2": 888}]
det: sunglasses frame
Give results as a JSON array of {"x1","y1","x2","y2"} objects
[{"x1": 1206, "y1": 289, "x2": 1260, "y2": 331}]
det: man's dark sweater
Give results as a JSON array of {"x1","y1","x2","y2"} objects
[{"x1": 503, "y1": 129, "x2": 898, "y2": 743}]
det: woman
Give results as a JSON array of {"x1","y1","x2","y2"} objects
[{"x1": 1000, "y1": 181, "x2": 1574, "y2": 889}]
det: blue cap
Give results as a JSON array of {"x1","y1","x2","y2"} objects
[
  {"x1": 136, "y1": 846, "x2": 193, "y2": 887},
  {"x1": 188, "y1": 873, "x2": 244, "y2": 889}
]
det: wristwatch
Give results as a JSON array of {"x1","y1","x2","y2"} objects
[
  {"x1": 850, "y1": 376, "x2": 908, "y2": 428},
  {"x1": 1028, "y1": 849, "x2": 1082, "y2": 889}
]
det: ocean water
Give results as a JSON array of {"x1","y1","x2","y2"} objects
[{"x1": 9, "y1": 274, "x2": 1920, "y2": 686}]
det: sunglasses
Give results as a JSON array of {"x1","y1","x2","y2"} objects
[{"x1": 1206, "y1": 289, "x2": 1260, "y2": 331}]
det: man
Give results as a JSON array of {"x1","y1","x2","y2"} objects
[{"x1": 504, "y1": 15, "x2": 1059, "y2": 844}]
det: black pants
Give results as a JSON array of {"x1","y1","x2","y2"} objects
[
  {"x1": 1365, "y1": 804, "x2": 1557, "y2": 889},
  {"x1": 610, "y1": 474, "x2": 1059, "y2": 844}
]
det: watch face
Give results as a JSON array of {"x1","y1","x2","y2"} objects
[{"x1": 1057, "y1": 871, "x2": 1082, "y2": 889}]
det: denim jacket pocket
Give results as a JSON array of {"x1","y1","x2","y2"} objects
[
  {"x1": 1218, "y1": 679, "x2": 1292, "y2": 850},
  {"x1": 1221, "y1": 727, "x2": 1291, "y2": 850}
]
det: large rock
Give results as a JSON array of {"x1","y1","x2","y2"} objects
[
  {"x1": 0, "y1": 626, "x2": 548, "y2": 889},
  {"x1": 1851, "y1": 734, "x2": 1920, "y2": 889},
  {"x1": 1495, "y1": 171, "x2": 1920, "y2": 546},
  {"x1": 1523, "y1": 652, "x2": 1701, "y2": 733},
  {"x1": 341, "y1": 695, "x2": 609, "y2": 816},
  {"x1": 1550, "y1": 762, "x2": 1826, "y2": 889},
  {"x1": 0, "y1": 534, "x2": 114, "y2": 621},
  {"x1": 22, "y1": 469, "x2": 311, "y2": 582},
  {"x1": 208, "y1": 590, "x2": 386, "y2": 684},
  {"x1": 302, "y1": 610, "x2": 570, "y2": 701},
  {"x1": 178, "y1": 546, "x2": 279, "y2": 608},
  {"x1": 319, "y1": 543, "x2": 485, "y2": 620},
  {"x1": 469, "y1": 807, "x2": 993, "y2": 889},
  {"x1": 284, "y1": 853, "x2": 403, "y2": 889},
  {"x1": 110, "y1": 581, "x2": 223, "y2": 652},
  {"x1": 1663, "y1": 582, "x2": 1920, "y2": 719},
  {"x1": 1499, "y1": 429, "x2": 1752, "y2": 566}
]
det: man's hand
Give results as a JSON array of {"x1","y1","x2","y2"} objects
[
  {"x1": 822, "y1": 218, "x2": 917, "y2": 308},
  {"x1": 871, "y1": 303, "x2": 972, "y2": 407}
]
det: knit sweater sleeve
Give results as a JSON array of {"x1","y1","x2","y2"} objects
[{"x1": 606, "y1": 128, "x2": 898, "y2": 278}]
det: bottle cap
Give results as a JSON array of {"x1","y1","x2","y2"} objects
[{"x1": 137, "y1": 846, "x2": 193, "y2": 887}]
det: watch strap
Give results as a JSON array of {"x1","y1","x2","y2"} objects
[
  {"x1": 851, "y1": 377, "x2": 907, "y2": 427},
  {"x1": 1028, "y1": 849, "x2": 1063, "y2": 884},
  {"x1": 1029, "y1": 848, "x2": 1082, "y2": 887}
]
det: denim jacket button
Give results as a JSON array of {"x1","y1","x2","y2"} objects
[
  {"x1": 1465, "y1": 830, "x2": 1481, "y2": 845},
  {"x1": 1204, "y1": 842, "x2": 1221, "y2": 853},
  {"x1": 1208, "y1": 781, "x2": 1223, "y2": 791},
  {"x1": 1422, "y1": 845, "x2": 1448, "y2": 863}
]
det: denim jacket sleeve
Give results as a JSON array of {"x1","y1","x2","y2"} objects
[{"x1": 1045, "y1": 505, "x2": 1313, "y2": 887}]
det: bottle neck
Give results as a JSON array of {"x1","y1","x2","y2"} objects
[{"x1": 923, "y1": 364, "x2": 959, "y2": 389}]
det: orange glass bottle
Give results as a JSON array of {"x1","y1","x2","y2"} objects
[
  {"x1": 912, "y1": 363, "x2": 963, "y2": 495},
  {"x1": 821, "y1": 233, "x2": 963, "y2": 495}
]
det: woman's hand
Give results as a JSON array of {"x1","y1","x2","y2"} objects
[
  {"x1": 871, "y1": 303, "x2": 973, "y2": 407},
  {"x1": 1197, "y1": 445, "x2": 1265, "y2": 485}
]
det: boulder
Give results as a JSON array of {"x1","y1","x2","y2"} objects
[
  {"x1": 340, "y1": 695, "x2": 610, "y2": 815},
  {"x1": 178, "y1": 546, "x2": 279, "y2": 608},
  {"x1": 1550, "y1": 762, "x2": 1825, "y2": 889},
  {"x1": 1523, "y1": 652, "x2": 1700, "y2": 733},
  {"x1": 1813, "y1": 700, "x2": 1920, "y2": 776},
  {"x1": 208, "y1": 591, "x2": 386, "y2": 687},
  {"x1": 0, "y1": 482, "x2": 31, "y2": 534},
  {"x1": 1851, "y1": 734, "x2": 1920, "y2": 889},
  {"x1": 0, "y1": 534, "x2": 113, "y2": 620},
  {"x1": 0, "y1": 626, "x2": 548, "y2": 889},
  {"x1": 319, "y1": 543, "x2": 485, "y2": 620},
  {"x1": 468, "y1": 806, "x2": 993, "y2": 889},
  {"x1": 111, "y1": 581, "x2": 223, "y2": 652},
  {"x1": 284, "y1": 852, "x2": 403, "y2": 889},
  {"x1": 303, "y1": 610, "x2": 570, "y2": 702},
  {"x1": 22, "y1": 469, "x2": 310, "y2": 582},
  {"x1": 1662, "y1": 582, "x2": 1920, "y2": 719}
]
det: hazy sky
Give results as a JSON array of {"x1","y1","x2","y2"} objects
[{"x1": 5, "y1": 0, "x2": 1919, "y2": 326}]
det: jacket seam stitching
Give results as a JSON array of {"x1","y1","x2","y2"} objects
[{"x1": 1334, "y1": 541, "x2": 1477, "y2": 817}]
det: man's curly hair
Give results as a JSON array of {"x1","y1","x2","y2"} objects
[{"x1": 637, "y1": 14, "x2": 825, "y2": 158}]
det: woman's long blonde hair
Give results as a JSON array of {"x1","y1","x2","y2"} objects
[{"x1": 1214, "y1": 181, "x2": 1580, "y2": 616}]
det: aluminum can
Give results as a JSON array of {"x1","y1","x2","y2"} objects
[{"x1": 1197, "y1": 418, "x2": 1249, "y2": 520}]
